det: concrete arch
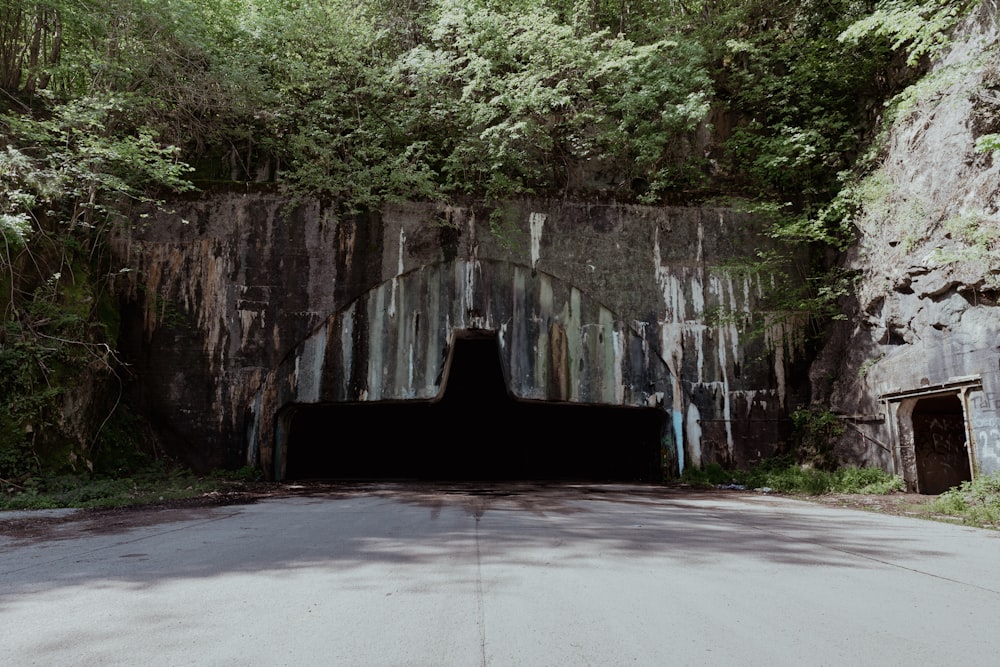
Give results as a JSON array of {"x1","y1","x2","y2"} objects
[{"x1": 249, "y1": 258, "x2": 673, "y2": 479}]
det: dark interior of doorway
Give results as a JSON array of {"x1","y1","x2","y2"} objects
[
  {"x1": 284, "y1": 336, "x2": 665, "y2": 482},
  {"x1": 912, "y1": 394, "x2": 972, "y2": 494}
]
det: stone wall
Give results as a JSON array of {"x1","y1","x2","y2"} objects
[{"x1": 114, "y1": 196, "x2": 808, "y2": 477}]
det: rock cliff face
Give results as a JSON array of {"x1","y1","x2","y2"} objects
[{"x1": 814, "y1": 4, "x2": 1000, "y2": 490}]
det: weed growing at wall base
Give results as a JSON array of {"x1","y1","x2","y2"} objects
[
  {"x1": 0, "y1": 464, "x2": 216, "y2": 511},
  {"x1": 680, "y1": 459, "x2": 904, "y2": 496},
  {"x1": 929, "y1": 472, "x2": 1000, "y2": 528}
]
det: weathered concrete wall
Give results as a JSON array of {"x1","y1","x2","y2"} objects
[
  {"x1": 114, "y1": 196, "x2": 808, "y2": 476},
  {"x1": 811, "y1": 5, "x2": 1000, "y2": 487}
]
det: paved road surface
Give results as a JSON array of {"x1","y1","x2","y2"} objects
[{"x1": 2, "y1": 484, "x2": 999, "y2": 666}]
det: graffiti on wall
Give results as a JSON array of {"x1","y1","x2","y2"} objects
[{"x1": 970, "y1": 377, "x2": 1000, "y2": 475}]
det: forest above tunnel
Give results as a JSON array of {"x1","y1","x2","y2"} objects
[{"x1": 2, "y1": 0, "x2": 997, "y2": 489}]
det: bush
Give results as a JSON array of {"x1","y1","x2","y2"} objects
[
  {"x1": 931, "y1": 472, "x2": 1000, "y2": 527},
  {"x1": 0, "y1": 462, "x2": 214, "y2": 511},
  {"x1": 790, "y1": 406, "x2": 845, "y2": 470},
  {"x1": 684, "y1": 459, "x2": 903, "y2": 496},
  {"x1": 833, "y1": 466, "x2": 905, "y2": 494},
  {"x1": 680, "y1": 462, "x2": 733, "y2": 487}
]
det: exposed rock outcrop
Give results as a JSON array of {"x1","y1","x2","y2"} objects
[{"x1": 814, "y1": 3, "x2": 1000, "y2": 486}]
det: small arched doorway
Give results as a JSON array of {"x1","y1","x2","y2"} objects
[{"x1": 912, "y1": 394, "x2": 972, "y2": 494}]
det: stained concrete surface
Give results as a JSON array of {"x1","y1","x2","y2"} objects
[{"x1": 2, "y1": 485, "x2": 999, "y2": 666}]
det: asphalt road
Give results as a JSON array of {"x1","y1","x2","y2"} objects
[{"x1": 2, "y1": 483, "x2": 999, "y2": 666}]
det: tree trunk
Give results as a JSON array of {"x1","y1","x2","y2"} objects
[
  {"x1": 0, "y1": 5, "x2": 24, "y2": 92},
  {"x1": 24, "y1": 9, "x2": 43, "y2": 94}
]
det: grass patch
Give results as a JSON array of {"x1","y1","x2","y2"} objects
[
  {"x1": 0, "y1": 463, "x2": 220, "y2": 511},
  {"x1": 680, "y1": 458, "x2": 904, "y2": 496},
  {"x1": 928, "y1": 472, "x2": 1000, "y2": 529}
]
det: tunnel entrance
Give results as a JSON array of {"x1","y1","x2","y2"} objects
[
  {"x1": 283, "y1": 335, "x2": 665, "y2": 481},
  {"x1": 912, "y1": 394, "x2": 972, "y2": 494}
]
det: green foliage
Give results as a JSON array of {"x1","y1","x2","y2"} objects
[
  {"x1": 1, "y1": 99, "x2": 194, "y2": 232},
  {"x1": 1, "y1": 0, "x2": 937, "y2": 209},
  {"x1": 679, "y1": 462, "x2": 732, "y2": 487},
  {"x1": 682, "y1": 458, "x2": 904, "y2": 495},
  {"x1": 975, "y1": 132, "x2": 1000, "y2": 154},
  {"x1": 930, "y1": 472, "x2": 1000, "y2": 527},
  {"x1": 839, "y1": 0, "x2": 981, "y2": 66},
  {"x1": 0, "y1": 462, "x2": 217, "y2": 510},
  {"x1": 688, "y1": 1, "x2": 904, "y2": 336},
  {"x1": 387, "y1": 2, "x2": 712, "y2": 200},
  {"x1": 928, "y1": 213, "x2": 1000, "y2": 286},
  {"x1": 711, "y1": 0, "x2": 896, "y2": 205},
  {"x1": 0, "y1": 269, "x2": 117, "y2": 486},
  {"x1": 211, "y1": 465, "x2": 261, "y2": 482},
  {"x1": 0, "y1": 1, "x2": 211, "y2": 482},
  {"x1": 833, "y1": 466, "x2": 906, "y2": 494},
  {"x1": 790, "y1": 405, "x2": 846, "y2": 470},
  {"x1": 857, "y1": 354, "x2": 884, "y2": 378},
  {"x1": 229, "y1": 0, "x2": 406, "y2": 209}
]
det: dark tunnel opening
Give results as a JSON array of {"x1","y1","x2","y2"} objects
[
  {"x1": 284, "y1": 336, "x2": 666, "y2": 482},
  {"x1": 913, "y1": 394, "x2": 972, "y2": 495}
]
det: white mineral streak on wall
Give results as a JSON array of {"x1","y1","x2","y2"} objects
[
  {"x1": 388, "y1": 227, "x2": 405, "y2": 318},
  {"x1": 633, "y1": 319, "x2": 655, "y2": 398},
  {"x1": 238, "y1": 285, "x2": 265, "y2": 347},
  {"x1": 688, "y1": 324, "x2": 707, "y2": 383},
  {"x1": 686, "y1": 403, "x2": 703, "y2": 466},
  {"x1": 571, "y1": 288, "x2": 583, "y2": 399},
  {"x1": 452, "y1": 262, "x2": 465, "y2": 327},
  {"x1": 392, "y1": 272, "x2": 413, "y2": 398},
  {"x1": 341, "y1": 301, "x2": 355, "y2": 398},
  {"x1": 764, "y1": 315, "x2": 788, "y2": 408},
  {"x1": 689, "y1": 269, "x2": 706, "y2": 402},
  {"x1": 765, "y1": 311, "x2": 807, "y2": 409},
  {"x1": 530, "y1": 212, "x2": 547, "y2": 269},
  {"x1": 511, "y1": 267, "x2": 527, "y2": 390},
  {"x1": 654, "y1": 227, "x2": 687, "y2": 472},
  {"x1": 564, "y1": 288, "x2": 582, "y2": 401},
  {"x1": 612, "y1": 327, "x2": 625, "y2": 404},
  {"x1": 709, "y1": 275, "x2": 735, "y2": 456},
  {"x1": 731, "y1": 389, "x2": 775, "y2": 416},
  {"x1": 463, "y1": 259, "x2": 480, "y2": 326},
  {"x1": 295, "y1": 326, "x2": 326, "y2": 403},
  {"x1": 408, "y1": 338, "x2": 415, "y2": 396},
  {"x1": 246, "y1": 391, "x2": 263, "y2": 467},
  {"x1": 367, "y1": 284, "x2": 387, "y2": 400},
  {"x1": 725, "y1": 278, "x2": 740, "y2": 361},
  {"x1": 536, "y1": 274, "x2": 554, "y2": 393},
  {"x1": 633, "y1": 320, "x2": 649, "y2": 368},
  {"x1": 691, "y1": 276, "x2": 705, "y2": 316},
  {"x1": 425, "y1": 268, "x2": 441, "y2": 393},
  {"x1": 392, "y1": 271, "x2": 410, "y2": 396},
  {"x1": 691, "y1": 223, "x2": 706, "y2": 315}
]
